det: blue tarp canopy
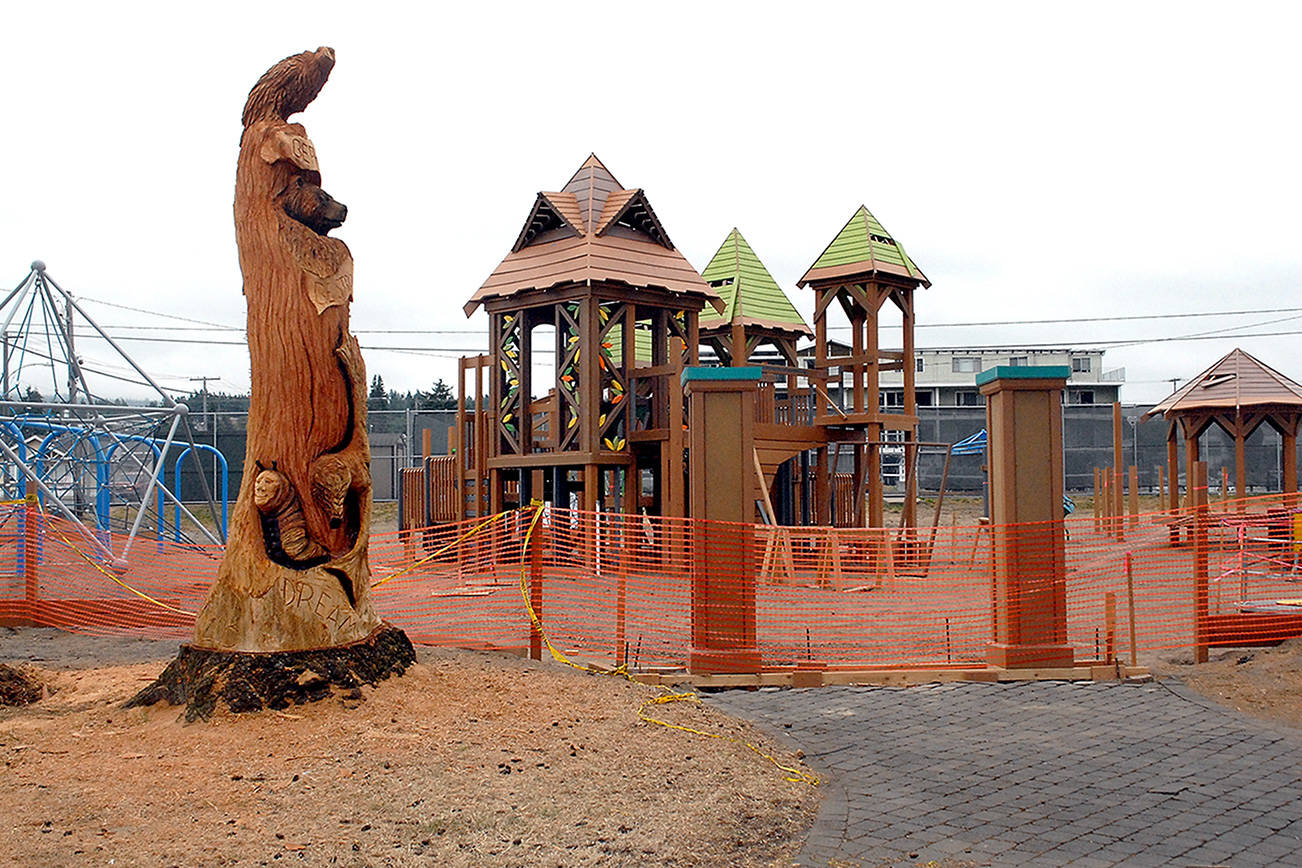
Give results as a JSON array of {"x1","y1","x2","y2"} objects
[
  {"x1": 950, "y1": 428, "x2": 1074, "y2": 514},
  {"x1": 950, "y1": 428, "x2": 987, "y2": 456}
]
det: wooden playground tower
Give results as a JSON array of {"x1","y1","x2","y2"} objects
[{"x1": 453, "y1": 155, "x2": 930, "y2": 529}]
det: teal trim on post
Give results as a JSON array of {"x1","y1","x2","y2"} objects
[
  {"x1": 975, "y1": 365, "x2": 1070, "y2": 387},
  {"x1": 681, "y1": 365, "x2": 763, "y2": 385}
]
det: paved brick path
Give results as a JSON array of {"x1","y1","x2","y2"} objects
[{"x1": 708, "y1": 680, "x2": 1302, "y2": 867}]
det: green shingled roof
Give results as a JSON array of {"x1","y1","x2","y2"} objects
[
  {"x1": 698, "y1": 229, "x2": 811, "y2": 335},
  {"x1": 799, "y1": 206, "x2": 929, "y2": 287}
]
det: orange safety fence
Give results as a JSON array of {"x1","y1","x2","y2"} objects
[{"x1": 3, "y1": 492, "x2": 1302, "y2": 669}]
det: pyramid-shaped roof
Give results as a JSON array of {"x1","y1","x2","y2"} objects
[
  {"x1": 1145, "y1": 348, "x2": 1302, "y2": 419},
  {"x1": 798, "y1": 205, "x2": 929, "y2": 288},
  {"x1": 699, "y1": 229, "x2": 811, "y2": 338},
  {"x1": 466, "y1": 154, "x2": 722, "y2": 315}
]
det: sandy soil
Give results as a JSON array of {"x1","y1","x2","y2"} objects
[
  {"x1": 1150, "y1": 638, "x2": 1302, "y2": 732},
  {"x1": 0, "y1": 629, "x2": 817, "y2": 867}
]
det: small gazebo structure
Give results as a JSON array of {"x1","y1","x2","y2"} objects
[
  {"x1": 698, "y1": 228, "x2": 812, "y2": 365},
  {"x1": 1146, "y1": 348, "x2": 1302, "y2": 503}
]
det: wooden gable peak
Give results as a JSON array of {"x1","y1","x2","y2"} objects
[
  {"x1": 560, "y1": 153, "x2": 623, "y2": 233},
  {"x1": 594, "y1": 188, "x2": 674, "y2": 250},
  {"x1": 512, "y1": 191, "x2": 581, "y2": 252}
]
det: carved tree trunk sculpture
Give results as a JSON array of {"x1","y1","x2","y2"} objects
[{"x1": 130, "y1": 48, "x2": 411, "y2": 718}]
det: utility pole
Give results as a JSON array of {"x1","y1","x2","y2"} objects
[
  {"x1": 190, "y1": 375, "x2": 220, "y2": 497},
  {"x1": 189, "y1": 376, "x2": 218, "y2": 426},
  {"x1": 65, "y1": 297, "x2": 78, "y2": 405}
]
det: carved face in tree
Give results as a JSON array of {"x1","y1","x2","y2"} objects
[{"x1": 253, "y1": 469, "x2": 290, "y2": 513}]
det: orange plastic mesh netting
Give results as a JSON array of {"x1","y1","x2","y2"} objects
[{"x1": 3, "y1": 494, "x2": 1301, "y2": 667}]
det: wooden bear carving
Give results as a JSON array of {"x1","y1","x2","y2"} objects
[{"x1": 193, "y1": 47, "x2": 382, "y2": 652}]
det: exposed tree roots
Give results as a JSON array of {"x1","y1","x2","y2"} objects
[{"x1": 126, "y1": 623, "x2": 414, "y2": 721}]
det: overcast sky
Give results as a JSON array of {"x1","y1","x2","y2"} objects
[{"x1": 4, "y1": 1, "x2": 1300, "y2": 405}]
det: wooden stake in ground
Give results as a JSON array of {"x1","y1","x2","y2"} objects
[{"x1": 131, "y1": 47, "x2": 412, "y2": 719}]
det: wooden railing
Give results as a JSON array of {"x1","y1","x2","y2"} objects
[{"x1": 754, "y1": 365, "x2": 828, "y2": 427}]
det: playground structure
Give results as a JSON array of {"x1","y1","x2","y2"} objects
[
  {"x1": 0, "y1": 263, "x2": 226, "y2": 571},
  {"x1": 444, "y1": 155, "x2": 932, "y2": 535}
]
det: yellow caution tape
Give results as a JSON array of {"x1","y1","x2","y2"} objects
[
  {"x1": 637, "y1": 691, "x2": 819, "y2": 785},
  {"x1": 39, "y1": 508, "x2": 196, "y2": 617},
  {"x1": 372, "y1": 510, "x2": 507, "y2": 590},
  {"x1": 516, "y1": 500, "x2": 817, "y2": 787}
]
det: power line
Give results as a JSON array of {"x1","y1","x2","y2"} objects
[
  {"x1": 912, "y1": 305, "x2": 1302, "y2": 329},
  {"x1": 49, "y1": 326, "x2": 1302, "y2": 354},
  {"x1": 76, "y1": 295, "x2": 1302, "y2": 335},
  {"x1": 78, "y1": 296, "x2": 234, "y2": 329}
]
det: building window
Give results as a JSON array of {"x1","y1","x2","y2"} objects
[
  {"x1": 915, "y1": 390, "x2": 934, "y2": 407},
  {"x1": 952, "y1": 357, "x2": 981, "y2": 374},
  {"x1": 1072, "y1": 356, "x2": 1091, "y2": 373},
  {"x1": 915, "y1": 357, "x2": 924, "y2": 373},
  {"x1": 1076, "y1": 390, "x2": 1095, "y2": 405},
  {"x1": 880, "y1": 390, "x2": 904, "y2": 409},
  {"x1": 956, "y1": 390, "x2": 982, "y2": 406},
  {"x1": 1009, "y1": 356, "x2": 1028, "y2": 366}
]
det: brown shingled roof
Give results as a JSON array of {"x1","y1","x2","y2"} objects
[
  {"x1": 466, "y1": 155, "x2": 721, "y2": 316},
  {"x1": 1145, "y1": 348, "x2": 1302, "y2": 419}
]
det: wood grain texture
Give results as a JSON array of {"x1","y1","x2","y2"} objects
[{"x1": 193, "y1": 47, "x2": 381, "y2": 652}]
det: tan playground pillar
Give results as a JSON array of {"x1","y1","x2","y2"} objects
[
  {"x1": 979, "y1": 365, "x2": 1074, "y2": 669},
  {"x1": 683, "y1": 366, "x2": 761, "y2": 674}
]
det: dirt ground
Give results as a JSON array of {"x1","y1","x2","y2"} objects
[
  {"x1": 0, "y1": 628, "x2": 817, "y2": 867},
  {"x1": 1149, "y1": 637, "x2": 1302, "y2": 732}
]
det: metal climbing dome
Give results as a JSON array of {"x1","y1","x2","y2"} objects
[{"x1": 0, "y1": 261, "x2": 226, "y2": 568}]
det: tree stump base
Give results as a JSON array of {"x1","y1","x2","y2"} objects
[{"x1": 126, "y1": 623, "x2": 415, "y2": 722}]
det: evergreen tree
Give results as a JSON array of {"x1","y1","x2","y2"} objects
[
  {"x1": 368, "y1": 375, "x2": 389, "y2": 411},
  {"x1": 416, "y1": 378, "x2": 456, "y2": 410}
]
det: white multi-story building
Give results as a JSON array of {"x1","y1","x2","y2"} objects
[
  {"x1": 897, "y1": 347, "x2": 1123, "y2": 407},
  {"x1": 804, "y1": 343, "x2": 1125, "y2": 408}
]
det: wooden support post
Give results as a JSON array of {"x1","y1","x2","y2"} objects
[
  {"x1": 615, "y1": 514, "x2": 628, "y2": 667},
  {"x1": 730, "y1": 320, "x2": 746, "y2": 367},
  {"x1": 666, "y1": 339, "x2": 686, "y2": 518},
  {"x1": 882, "y1": 528, "x2": 896, "y2": 589},
  {"x1": 753, "y1": 448, "x2": 775, "y2": 524},
  {"x1": 1102, "y1": 470, "x2": 1116, "y2": 538},
  {"x1": 1125, "y1": 552, "x2": 1138, "y2": 667},
  {"x1": 1128, "y1": 465, "x2": 1139, "y2": 528},
  {"x1": 1193, "y1": 460, "x2": 1210, "y2": 664},
  {"x1": 900, "y1": 290, "x2": 918, "y2": 530},
  {"x1": 1112, "y1": 402, "x2": 1124, "y2": 539},
  {"x1": 1166, "y1": 424, "x2": 1180, "y2": 545},
  {"x1": 1283, "y1": 426, "x2": 1298, "y2": 507},
  {"x1": 1235, "y1": 428, "x2": 1247, "y2": 511},
  {"x1": 852, "y1": 444, "x2": 866, "y2": 528},
  {"x1": 1104, "y1": 591, "x2": 1116, "y2": 663},
  {"x1": 1093, "y1": 467, "x2": 1101, "y2": 534},
  {"x1": 529, "y1": 515, "x2": 545, "y2": 661},
  {"x1": 814, "y1": 447, "x2": 829, "y2": 526},
  {"x1": 475, "y1": 356, "x2": 489, "y2": 517},
  {"x1": 583, "y1": 464, "x2": 598, "y2": 512}
]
